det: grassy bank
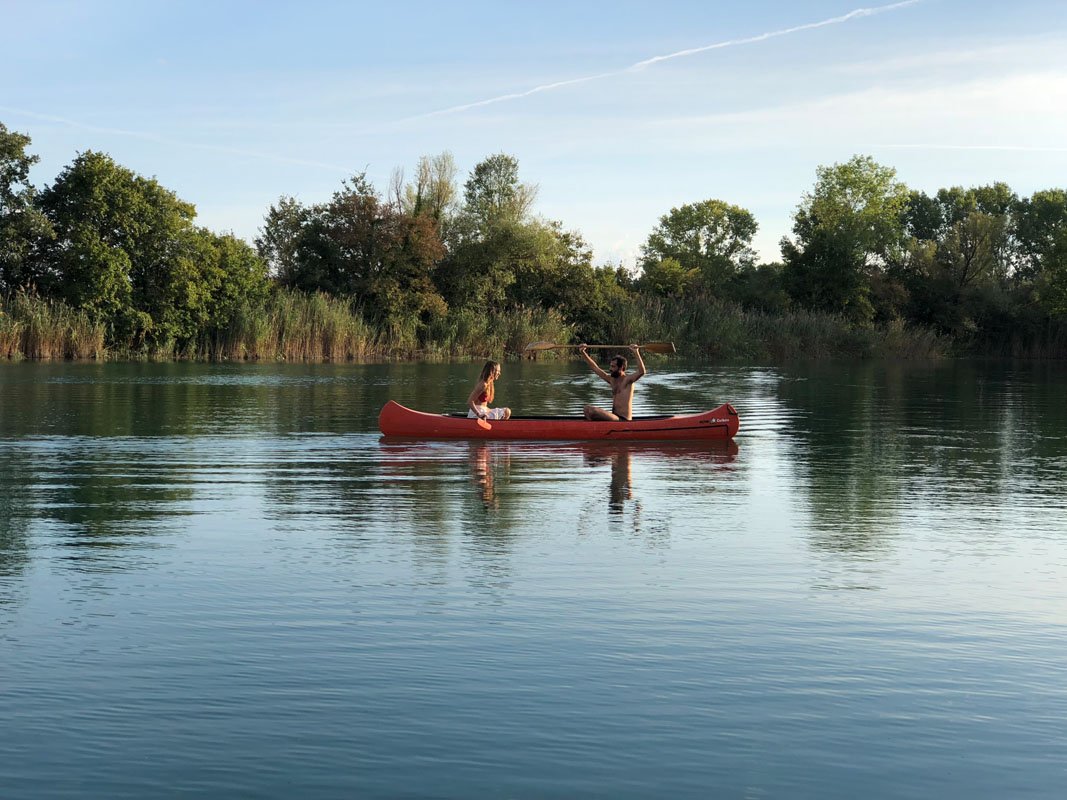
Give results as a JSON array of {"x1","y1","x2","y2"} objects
[
  {"x1": 0, "y1": 289, "x2": 952, "y2": 362},
  {"x1": 2, "y1": 290, "x2": 572, "y2": 362},
  {"x1": 594, "y1": 294, "x2": 948, "y2": 360},
  {"x1": 40, "y1": 289, "x2": 1067, "y2": 363}
]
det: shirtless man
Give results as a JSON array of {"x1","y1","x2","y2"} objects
[{"x1": 578, "y1": 344, "x2": 646, "y2": 421}]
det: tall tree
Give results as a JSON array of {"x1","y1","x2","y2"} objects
[
  {"x1": 1041, "y1": 227, "x2": 1067, "y2": 317},
  {"x1": 783, "y1": 155, "x2": 910, "y2": 322},
  {"x1": 639, "y1": 199, "x2": 757, "y2": 296},
  {"x1": 256, "y1": 196, "x2": 309, "y2": 280},
  {"x1": 1015, "y1": 189, "x2": 1067, "y2": 284},
  {"x1": 0, "y1": 122, "x2": 53, "y2": 294},
  {"x1": 437, "y1": 154, "x2": 539, "y2": 311},
  {"x1": 402, "y1": 152, "x2": 459, "y2": 226},
  {"x1": 461, "y1": 153, "x2": 537, "y2": 233},
  {"x1": 36, "y1": 150, "x2": 252, "y2": 346},
  {"x1": 260, "y1": 174, "x2": 446, "y2": 329}
]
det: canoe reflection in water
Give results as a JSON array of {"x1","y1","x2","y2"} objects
[{"x1": 377, "y1": 438, "x2": 738, "y2": 515}]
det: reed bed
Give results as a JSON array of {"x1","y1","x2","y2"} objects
[
  {"x1": 0, "y1": 293, "x2": 105, "y2": 360},
  {"x1": 0, "y1": 288, "x2": 971, "y2": 364},
  {"x1": 599, "y1": 295, "x2": 947, "y2": 360},
  {"x1": 422, "y1": 306, "x2": 572, "y2": 359}
]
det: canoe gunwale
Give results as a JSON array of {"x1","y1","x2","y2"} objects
[
  {"x1": 444, "y1": 413, "x2": 676, "y2": 421},
  {"x1": 379, "y1": 401, "x2": 739, "y2": 441}
]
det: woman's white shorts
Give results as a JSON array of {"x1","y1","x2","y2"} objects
[{"x1": 468, "y1": 405, "x2": 508, "y2": 420}]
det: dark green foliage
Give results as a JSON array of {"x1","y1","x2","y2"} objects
[
  {"x1": 638, "y1": 199, "x2": 757, "y2": 300},
  {"x1": 461, "y1": 153, "x2": 537, "y2": 230},
  {"x1": 0, "y1": 123, "x2": 53, "y2": 294},
  {"x1": 5, "y1": 120, "x2": 1067, "y2": 361},
  {"x1": 258, "y1": 174, "x2": 447, "y2": 338},
  {"x1": 782, "y1": 229, "x2": 873, "y2": 324},
  {"x1": 780, "y1": 155, "x2": 910, "y2": 325},
  {"x1": 37, "y1": 151, "x2": 193, "y2": 343},
  {"x1": 730, "y1": 263, "x2": 791, "y2": 314},
  {"x1": 26, "y1": 148, "x2": 271, "y2": 351},
  {"x1": 1015, "y1": 190, "x2": 1067, "y2": 316}
]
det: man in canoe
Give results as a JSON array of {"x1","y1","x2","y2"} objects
[
  {"x1": 578, "y1": 344, "x2": 645, "y2": 421},
  {"x1": 467, "y1": 360, "x2": 512, "y2": 421}
]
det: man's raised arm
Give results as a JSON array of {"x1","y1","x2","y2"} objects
[
  {"x1": 628, "y1": 345, "x2": 646, "y2": 383},
  {"x1": 579, "y1": 344, "x2": 610, "y2": 381}
]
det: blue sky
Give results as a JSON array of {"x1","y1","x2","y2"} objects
[{"x1": 4, "y1": 0, "x2": 1066, "y2": 265}]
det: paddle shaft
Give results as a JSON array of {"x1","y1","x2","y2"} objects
[{"x1": 530, "y1": 342, "x2": 675, "y2": 354}]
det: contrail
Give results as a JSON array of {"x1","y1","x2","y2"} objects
[
  {"x1": 412, "y1": 0, "x2": 925, "y2": 120},
  {"x1": 3, "y1": 2, "x2": 927, "y2": 169},
  {"x1": 0, "y1": 105, "x2": 353, "y2": 173}
]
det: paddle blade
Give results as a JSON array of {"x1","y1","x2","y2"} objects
[
  {"x1": 477, "y1": 417, "x2": 492, "y2": 430},
  {"x1": 523, "y1": 341, "x2": 562, "y2": 352},
  {"x1": 643, "y1": 341, "x2": 676, "y2": 354}
]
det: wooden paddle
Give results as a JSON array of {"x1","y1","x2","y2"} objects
[
  {"x1": 524, "y1": 341, "x2": 676, "y2": 354},
  {"x1": 476, "y1": 417, "x2": 492, "y2": 430}
]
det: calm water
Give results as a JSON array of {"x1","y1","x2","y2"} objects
[{"x1": 1, "y1": 359, "x2": 1066, "y2": 799}]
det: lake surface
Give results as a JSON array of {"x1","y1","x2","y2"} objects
[{"x1": 2, "y1": 359, "x2": 1066, "y2": 799}]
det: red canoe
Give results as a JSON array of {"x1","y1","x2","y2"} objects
[{"x1": 378, "y1": 400, "x2": 739, "y2": 441}]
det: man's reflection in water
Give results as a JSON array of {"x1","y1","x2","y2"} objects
[
  {"x1": 608, "y1": 447, "x2": 633, "y2": 516},
  {"x1": 581, "y1": 444, "x2": 635, "y2": 517}
]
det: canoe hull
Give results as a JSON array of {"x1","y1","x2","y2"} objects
[{"x1": 378, "y1": 401, "x2": 739, "y2": 441}]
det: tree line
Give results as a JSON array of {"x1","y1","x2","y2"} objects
[{"x1": 2, "y1": 120, "x2": 1066, "y2": 360}]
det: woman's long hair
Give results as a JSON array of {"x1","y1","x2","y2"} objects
[{"x1": 479, "y1": 360, "x2": 500, "y2": 382}]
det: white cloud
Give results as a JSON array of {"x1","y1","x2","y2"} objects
[{"x1": 639, "y1": 71, "x2": 1067, "y2": 152}]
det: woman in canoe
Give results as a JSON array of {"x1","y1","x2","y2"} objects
[{"x1": 467, "y1": 360, "x2": 512, "y2": 421}]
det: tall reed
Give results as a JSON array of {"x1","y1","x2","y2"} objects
[
  {"x1": 193, "y1": 289, "x2": 375, "y2": 361},
  {"x1": 600, "y1": 294, "x2": 947, "y2": 360},
  {"x1": 0, "y1": 288, "x2": 952, "y2": 363},
  {"x1": 423, "y1": 306, "x2": 571, "y2": 359},
  {"x1": 0, "y1": 293, "x2": 105, "y2": 360}
]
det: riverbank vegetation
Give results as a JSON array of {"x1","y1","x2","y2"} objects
[{"x1": 2, "y1": 121, "x2": 1065, "y2": 361}]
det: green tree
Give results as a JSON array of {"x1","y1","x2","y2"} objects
[
  {"x1": 398, "y1": 151, "x2": 458, "y2": 227},
  {"x1": 437, "y1": 154, "x2": 540, "y2": 312},
  {"x1": 1015, "y1": 189, "x2": 1067, "y2": 284},
  {"x1": 197, "y1": 230, "x2": 270, "y2": 334},
  {"x1": 639, "y1": 257, "x2": 699, "y2": 298},
  {"x1": 1041, "y1": 227, "x2": 1067, "y2": 316},
  {"x1": 903, "y1": 190, "x2": 944, "y2": 242},
  {"x1": 36, "y1": 150, "x2": 246, "y2": 346},
  {"x1": 506, "y1": 221, "x2": 628, "y2": 339},
  {"x1": 260, "y1": 175, "x2": 447, "y2": 331},
  {"x1": 639, "y1": 199, "x2": 757, "y2": 296},
  {"x1": 731, "y1": 263, "x2": 791, "y2": 313},
  {"x1": 461, "y1": 153, "x2": 537, "y2": 233},
  {"x1": 782, "y1": 229, "x2": 872, "y2": 322},
  {"x1": 898, "y1": 184, "x2": 1020, "y2": 336},
  {"x1": 0, "y1": 122, "x2": 53, "y2": 294},
  {"x1": 791, "y1": 155, "x2": 910, "y2": 261},
  {"x1": 783, "y1": 155, "x2": 910, "y2": 323},
  {"x1": 256, "y1": 196, "x2": 309, "y2": 280},
  {"x1": 938, "y1": 212, "x2": 1008, "y2": 291}
]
